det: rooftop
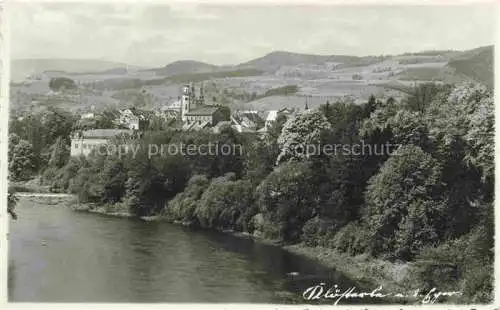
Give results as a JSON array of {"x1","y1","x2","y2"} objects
[
  {"x1": 163, "y1": 100, "x2": 182, "y2": 110},
  {"x1": 185, "y1": 105, "x2": 222, "y2": 116}
]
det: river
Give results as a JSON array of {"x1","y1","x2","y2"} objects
[{"x1": 8, "y1": 196, "x2": 374, "y2": 304}]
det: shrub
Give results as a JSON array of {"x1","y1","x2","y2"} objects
[
  {"x1": 331, "y1": 221, "x2": 370, "y2": 255},
  {"x1": 414, "y1": 225, "x2": 493, "y2": 302},
  {"x1": 195, "y1": 176, "x2": 254, "y2": 230},
  {"x1": 41, "y1": 167, "x2": 58, "y2": 185},
  {"x1": 165, "y1": 175, "x2": 210, "y2": 221},
  {"x1": 301, "y1": 216, "x2": 337, "y2": 247},
  {"x1": 461, "y1": 263, "x2": 493, "y2": 303}
]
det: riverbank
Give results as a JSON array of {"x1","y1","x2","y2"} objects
[
  {"x1": 284, "y1": 244, "x2": 415, "y2": 293},
  {"x1": 9, "y1": 178, "x2": 51, "y2": 194},
  {"x1": 72, "y1": 203, "x2": 197, "y2": 223},
  {"x1": 282, "y1": 245, "x2": 462, "y2": 304},
  {"x1": 16, "y1": 193, "x2": 75, "y2": 207},
  {"x1": 72, "y1": 203, "x2": 134, "y2": 218}
]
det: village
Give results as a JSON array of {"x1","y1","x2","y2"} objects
[{"x1": 70, "y1": 82, "x2": 300, "y2": 157}]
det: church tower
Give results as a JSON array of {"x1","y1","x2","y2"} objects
[
  {"x1": 191, "y1": 83, "x2": 196, "y2": 104},
  {"x1": 199, "y1": 83, "x2": 205, "y2": 105},
  {"x1": 181, "y1": 84, "x2": 190, "y2": 122}
]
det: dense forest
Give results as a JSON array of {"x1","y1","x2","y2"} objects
[{"x1": 8, "y1": 81, "x2": 494, "y2": 303}]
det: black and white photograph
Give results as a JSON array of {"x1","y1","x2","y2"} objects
[{"x1": 4, "y1": 0, "x2": 497, "y2": 306}]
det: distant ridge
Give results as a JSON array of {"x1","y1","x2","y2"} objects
[
  {"x1": 236, "y1": 51, "x2": 340, "y2": 72},
  {"x1": 143, "y1": 60, "x2": 221, "y2": 77},
  {"x1": 12, "y1": 45, "x2": 493, "y2": 88},
  {"x1": 11, "y1": 58, "x2": 128, "y2": 81}
]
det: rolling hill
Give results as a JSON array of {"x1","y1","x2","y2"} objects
[
  {"x1": 144, "y1": 60, "x2": 222, "y2": 77},
  {"x1": 12, "y1": 45, "x2": 493, "y2": 87},
  {"x1": 446, "y1": 45, "x2": 493, "y2": 89},
  {"x1": 236, "y1": 51, "x2": 337, "y2": 72},
  {"x1": 11, "y1": 59, "x2": 129, "y2": 82},
  {"x1": 10, "y1": 45, "x2": 493, "y2": 115}
]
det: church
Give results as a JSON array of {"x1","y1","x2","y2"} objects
[{"x1": 180, "y1": 83, "x2": 230, "y2": 130}]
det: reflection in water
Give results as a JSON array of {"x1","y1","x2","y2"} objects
[
  {"x1": 9, "y1": 198, "x2": 373, "y2": 303},
  {"x1": 8, "y1": 260, "x2": 15, "y2": 301}
]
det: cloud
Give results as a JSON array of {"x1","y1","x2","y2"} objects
[{"x1": 9, "y1": 3, "x2": 496, "y2": 66}]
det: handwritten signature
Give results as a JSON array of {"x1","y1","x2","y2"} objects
[{"x1": 303, "y1": 283, "x2": 462, "y2": 305}]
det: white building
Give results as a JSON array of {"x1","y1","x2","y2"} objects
[
  {"x1": 70, "y1": 129, "x2": 132, "y2": 157},
  {"x1": 81, "y1": 112, "x2": 95, "y2": 120}
]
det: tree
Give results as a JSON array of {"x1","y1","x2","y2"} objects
[
  {"x1": 434, "y1": 83, "x2": 495, "y2": 183},
  {"x1": 244, "y1": 138, "x2": 279, "y2": 185},
  {"x1": 363, "y1": 144, "x2": 444, "y2": 259},
  {"x1": 47, "y1": 136, "x2": 70, "y2": 169},
  {"x1": 166, "y1": 174, "x2": 210, "y2": 222},
  {"x1": 43, "y1": 106, "x2": 75, "y2": 145},
  {"x1": 9, "y1": 139, "x2": 36, "y2": 181},
  {"x1": 386, "y1": 110, "x2": 430, "y2": 148},
  {"x1": 95, "y1": 107, "x2": 120, "y2": 129},
  {"x1": 8, "y1": 133, "x2": 20, "y2": 162},
  {"x1": 48, "y1": 77, "x2": 76, "y2": 91},
  {"x1": 244, "y1": 114, "x2": 287, "y2": 185},
  {"x1": 100, "y1": 157, "x2": 128, "y2": 204},
  {"x1": 364, "y1": 95, "x2": 377, "y2": 117},
  {"x1": 9, "y1": 113, "x2": 46, "y2": 171},
  {"x1": 56, "y1": 156, "x2": 88, "y2": 192},
  {"x1": 125, "y1": 160, "x2": 165, "y2": 217},
  {"x1": 276, "y1": 110, "x2": 332, "y2": 165},
  {"x1": 464, "y1": 94, "x2": 493, "y2": 182},
  {"x1": 195, "y1": 175, "x2": 254, "y2": 230},
  {"x1": 425, "y1": 82, "x2": 491, "y2": 157},
  {"x1": 255, "y1": 161, "x2": 320, "y2": 242},
  {"x1": 320, "y1": 99, "x2": 366, "y2": 145},
  {"x1": 121, "y1": 138, "x2": 190, "y2": 217},
  {"x1": 267, "y1": 113, "x2": 288, "y2": 142},
  {"x1": 404, "y1": 83, "x2": 451, "y2": 114}
]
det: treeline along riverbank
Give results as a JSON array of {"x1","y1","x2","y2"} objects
[{"x1": 9, "y1": 82, "x2": 494, "y2": 303}]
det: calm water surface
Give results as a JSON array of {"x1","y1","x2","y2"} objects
[{"x1": 8, "y1": 197, "x2": 371, "y2": 303}]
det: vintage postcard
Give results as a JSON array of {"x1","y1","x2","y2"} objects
[{"x1": 2, "y1": 0, "x2": 497, "y2": 308}]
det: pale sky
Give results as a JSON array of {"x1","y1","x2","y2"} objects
[{"x1": 8, "y1": 2, "x2": 497, "y2": 67}]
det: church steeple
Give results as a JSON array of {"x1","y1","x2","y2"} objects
[
  {"x1": 181, "y1": 84, "x2": 190, "y2": 122},
  {"x1": 199, "y1": 83, "x2": 204, "y2": 105}
]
